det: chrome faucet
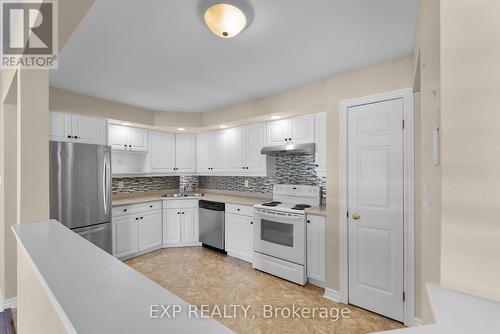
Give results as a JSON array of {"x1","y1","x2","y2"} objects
[{"x1": 182, "y1": 183, "x2": 192, "y2": 195}]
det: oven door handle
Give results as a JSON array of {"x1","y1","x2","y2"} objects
[{"x1": 254, "y1": 210, "x2": 304, "y2": 223}]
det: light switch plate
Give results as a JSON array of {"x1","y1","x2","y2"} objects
[
  {"x1": 118, "y1": 181, "x2": 124, "y2": 188},
  {"x1": 244, "y1": 179, "x2": 249, "y2": 188}
]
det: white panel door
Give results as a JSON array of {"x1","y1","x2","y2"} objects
[
  {"x1": 49, "y1": 112, "x2": 72, "y2": 142},
  {"x1": 175, "y1": 134, "x2": 196, "y2": 173},
  {"x1": 138, "y1": 211, "x2": 162, "y2": 251},
  {"x1": 129, "y1": 127, "x2": 148, "y2": 151},
  {"x1": 307, "y1": 215, "x2": 326, "y2": 283},
  {"x1": 149, "y1": 131, "x2": 176, "y2": 172},
  {"x1": 163, "y1": 209, "x2": 181, "y2": 246},
  {"x1": 314, "y1": 112, "x2": 327, "y2": 176},
  {"x1": 288, "y1": 114, "x2": 315, "y2": 144},
  {"x1": 266, "y1": 119, "x2": 288, "y2": 146},
  {"x1": 210, "y1": 130, "x2": 228, "y2": 172},
  {"x1": 71, "y1": 115, "x2": 107, "y2": 145},
  {"x1": 225, "y1": 213, "x2": 252, "y2": 262},
  {"x1": 196, "y1": 133, "x2": 211, "y2": 174},
  {"x1": 348, "y1": 98, "x2": 404, "y2": 321},
  {"x1": 113, "y1": 216, "x2": 139, "y2": 258},
  {"x1": 180, "y1": 208, "x2": 198, "y2": 245},
  {"x1": 227, "y1": 128, "x2": 245, "y2": 173},
  {"x1": 108, "y1": 124, "x2": 130, "y2": 150},
  {"x1": 244, "y1": 123, "x2": 266, "y2": 174}
]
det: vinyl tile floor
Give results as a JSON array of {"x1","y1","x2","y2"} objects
[{"x1": 125, "y1": 247, "x2": 404, "y2": 334}]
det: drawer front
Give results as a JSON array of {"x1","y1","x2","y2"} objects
[
  {"x1": 225, "y1": 203, "x2": 253, "y2": 217},
  {"x1": 113, "y1": 201, "x2": 162, "y2": 217},
  {"x1": 163, "y1": 199, "x2": 199, "y2": 209}
]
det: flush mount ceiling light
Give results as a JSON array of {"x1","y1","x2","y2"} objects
[
  {"x1": 177, "y1": 128, "x2": 186, "y2": 131},
  {"x1": 270, "y1": 115, "x2": 282, "y2": 120},
  {"x1": 219, "y1": 125, "x2": 228, "y2": 128},
  {"x1": 204, "y1": 3, "x2": 247, "y2": 38}
]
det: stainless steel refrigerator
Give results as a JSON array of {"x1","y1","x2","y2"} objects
[{"x1": 49, "y1": 141, "x2": 112, "y2": 253}]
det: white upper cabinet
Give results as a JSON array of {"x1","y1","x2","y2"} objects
[
  {"x1": 175, "y1": 134, "x2": 196, "y2": 173},
  {"x1": 315, "y1": 112, "x2": 327, "y2": 176},
  {"x1": 196, "y1": 130, "x2": 228, "y2": 174},
  {"x1": 228, "y1": 128, "x2": 245, "y2": 173},
  {"x1": 267, "y1": 119, "x2": 289, "y2": 146},
  {"x1": 244, "y1": 123, "x2": 266, "y2": 174},
  {"x1": 196, "y1": 132, "x2": 211, "y2": 172},
  {"x1": 108, "y1": 124, "x2": 148, "y2": 151},
  {"x1": 128, "y1": 127, "x2": 149, "y2": 151},
  {"x1": 49, "y1": 112, "x2": 106, "y2": 145},
  {"x1": 266, "y1": 114, "x2": 315, "y2": 146},
  {"x1": 227, "y1": 123, "x2": 266, "y2": 175},
  {"x1": 288, "y1": 114, "x2": 315, "y2": 144},
  {"x1": 49, "y1": 112, "x2": 72, "y2": 141},
  {"x1": 149, "y1": 131, "x2": 176, "y2": 172}
]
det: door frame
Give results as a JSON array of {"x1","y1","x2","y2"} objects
[{"x1": 339, "y1": 88, "x2": 414, "y2": 326}]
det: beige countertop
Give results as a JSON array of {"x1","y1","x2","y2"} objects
[
  {"x1": 112, "y1": 190, "x2": 271, "y2": 207},
  {"x1": 112, "y1": 190, "x2": 327, "y2": 216},
  {"x1": 306, "y1": 205, "x2": 327, "y2": 217}
]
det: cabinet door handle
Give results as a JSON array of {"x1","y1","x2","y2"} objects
[
  {"x1": 237, "y1": 208, "x2": 240, "y2": 211},
  {"x1": 123, "y1": 209, "x2": 128, "y2": 212},
  {"x1": 128, "y1": 145, "x2": 132, "y2": 148},
  {"x1": 177, "y1": 212, "x2": 180, "y2": 215},
  {"x1": 250, "y1": 221, "x2": 253, "y2": 224},
  {"x1": 135, "y1": 217, "x2": 139, "y2": 220},
  {"x1": 74, "y1": 136, "x2": 79, "y2": 139},
  {"x1": 285, "y1": 138, "x2": 288, "y2": 141},
  {"x1": 181, "y1": 212, "x2": 185, "y2": 215},
  {"x1": 67, "y1": 135, "x2": 72, "y2": 139},
  {"x1": 288, "y1": 138, "x2": 292, "y2": 141},
  {"x1": 307, "y1": 220, "x2": 310, "y2": 224},
  {"x1": 150, "y1": 205, "x2": 153, "y2": 208},
  {"x1": 124, "y1": 144, "x2": 127, "y2": 148}
]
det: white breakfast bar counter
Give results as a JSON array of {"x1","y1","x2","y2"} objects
[{"x1": 12, "y1": 220, "x2": 233, "y2": 334}]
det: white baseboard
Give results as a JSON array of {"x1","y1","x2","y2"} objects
[
  {"x1": 308, "y1": 277, "x2": 325, "y2": 288},
  {"x1": 413, "y1": 318, "x2": 423, "y2": 326},
  {"x1": 3, "y1": 297, "x2": 17, "y2": 310},
  {"x1": 323, "y1": 287, "x2": 343, "y2": 303}
]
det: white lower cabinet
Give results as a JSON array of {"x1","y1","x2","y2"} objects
[
  {"x1": 162, "y1": 200, "x2": 199, "y2": 247},
  {"x1": 225, "y1": 204, "x2": 253, "y2": 262},
  {"x1": 112, "y1": 201, "x2": 162, "y2": 259},
  {"x1": 138, "y1": 211, "x2": 162, "y2": 251},
  {"x1": 306, "y1": 214, "x2": 326, "y2": 286},
  {"x1": 113, "y1": 215, "x2": 139, "y2": 259}
]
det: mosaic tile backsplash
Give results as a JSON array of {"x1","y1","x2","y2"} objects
[
  {"x1": 112, "y1": 176, "x2": 179, "y2": 194},
  {"x1": 113, "y1": 155, "x2": 326, "y2": 198}
]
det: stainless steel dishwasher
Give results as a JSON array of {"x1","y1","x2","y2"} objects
[{"x1": 199, "y1": 200, "x2": 225, "y2": 251}]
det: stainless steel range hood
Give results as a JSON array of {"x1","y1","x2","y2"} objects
[{"x1": 261, "y1": 143, "x2": 315, "y2": 156}]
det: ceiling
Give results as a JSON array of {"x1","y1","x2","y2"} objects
[{"x1": 50, "y1": 0, "x2": 417, "y2": 112}]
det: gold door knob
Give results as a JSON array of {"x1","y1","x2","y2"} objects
[{"x1": 352, "y1": 213, "x2": 361, "y2": 220}]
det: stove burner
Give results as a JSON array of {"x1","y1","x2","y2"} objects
[
  {"x1": 261, "y1": 201, "x2": 282, "y2": 207},
  {"x1": 291, "y1": 204, "x2": 312, "y2": 210}
]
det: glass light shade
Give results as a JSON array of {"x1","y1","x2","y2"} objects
[{"x1": 204, "y1": 4, "x2": 247, "y2": 38}]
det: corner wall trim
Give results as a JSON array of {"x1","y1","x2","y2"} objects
[
  {"x1": 3, "y1": 297, "x2": 17, "y2": 310},
  {"x1": 323, "y1": 288, "x2": 344, "y2": 303}
]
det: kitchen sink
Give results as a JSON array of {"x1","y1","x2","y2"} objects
[{"x1": 161, "y1": 193, "x2": 204, "y2": 198}]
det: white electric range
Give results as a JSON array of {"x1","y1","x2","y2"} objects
[{"x1": 252, "y1": 184, "x2": 321, "y2": 285}]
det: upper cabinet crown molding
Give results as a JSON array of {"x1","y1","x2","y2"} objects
[
  {"x1": 266, "y1": 114, "x2": 315, "y2": 146},
  {"x1": 49, "y1": 112, "x2": 106, "y2": 145}
]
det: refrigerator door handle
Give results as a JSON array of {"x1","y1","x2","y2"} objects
[{"x1": 103, "y1": 151, "x2": 110, "y2": 216}]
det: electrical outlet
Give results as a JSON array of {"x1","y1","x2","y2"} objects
[
  {"x1": 118, "y1": 181, "x2": 125, "y2": 188},
  {"x1": 244, "y1": 179, "x2": 249, "y2": 188}
]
